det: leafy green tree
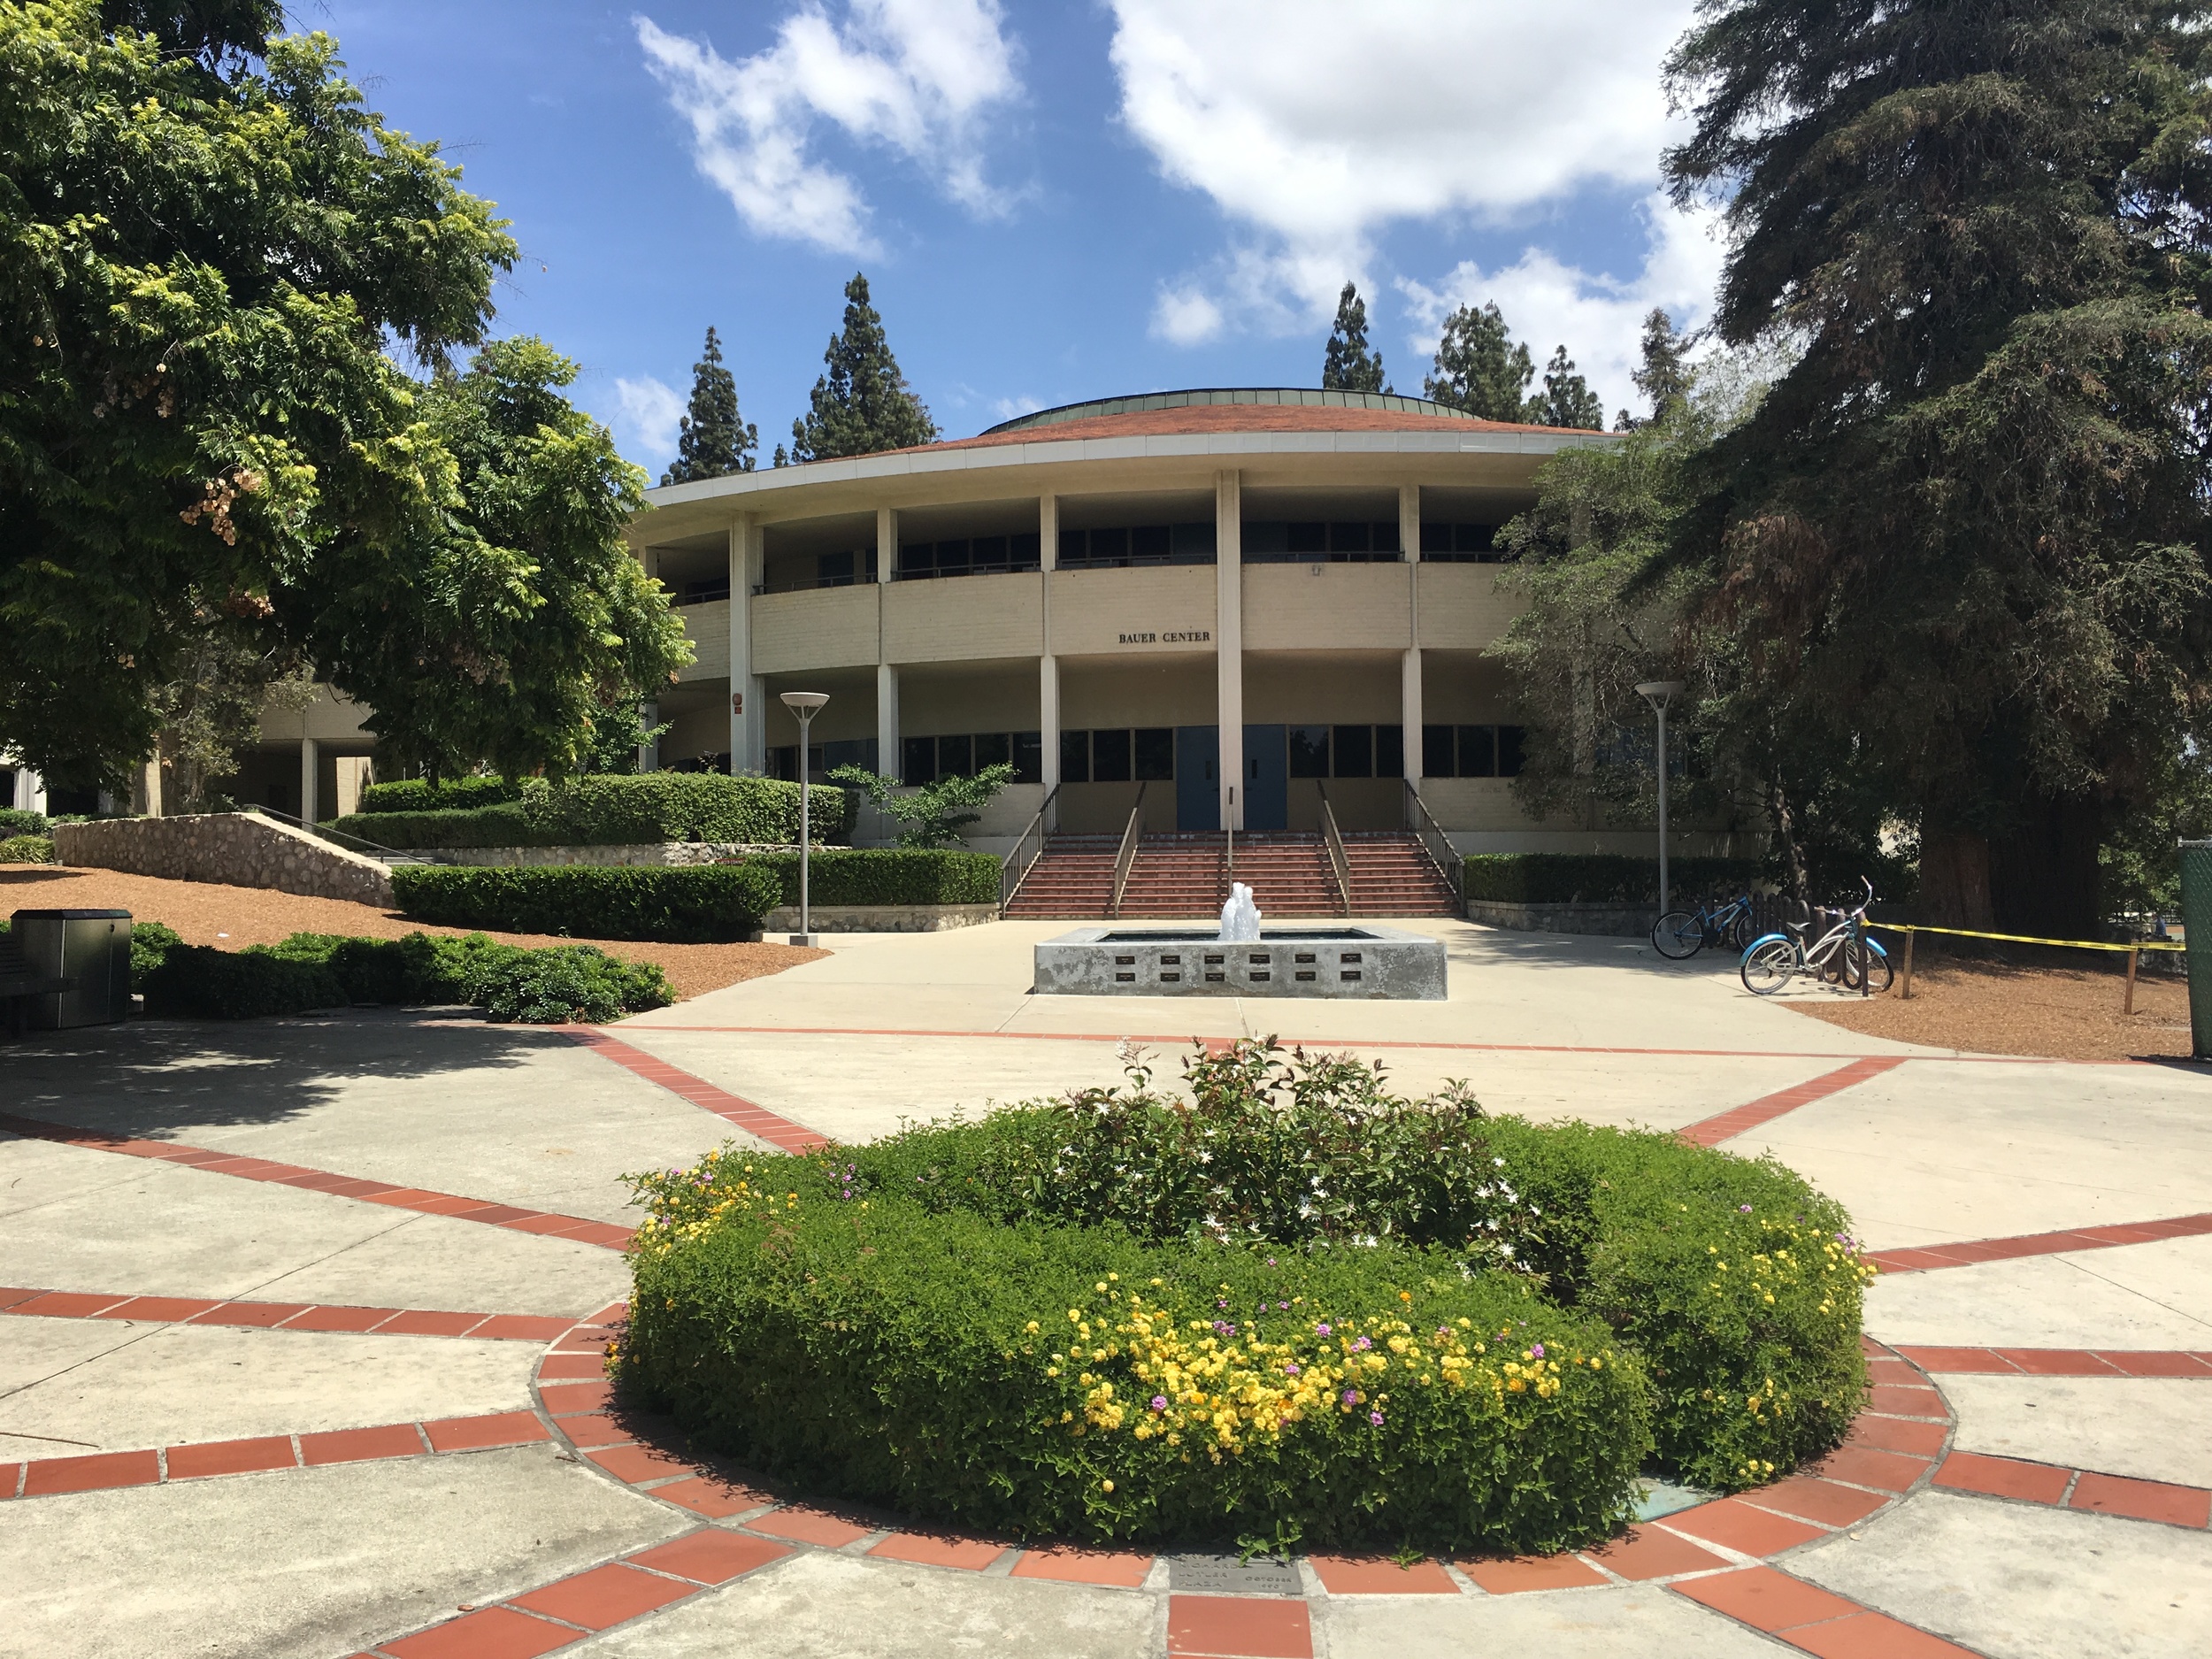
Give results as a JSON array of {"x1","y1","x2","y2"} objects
[
  {"x1": 661, "y1": 325, "x2": 756, "y2": 485},
  {"x1": 1661, "y1": 0, "x2": 2212, "y2": 933},
  {"x1": 0, "y1": 4, "x2": 681, "y2": 791},
  {"x1": 1624, "y1": 309, "x2": 1694, "y2": 429},
  {"x1": 828, "y1": 762, "x2": 1014, "y2": 849},
  {"x1": 779, "y1": 273, "x2": 938, "y2": 465},
  {"x1": 1423, "y1": 302, "x2": 1536, "y2": 421},
  {"x1": 1322, "y1": 282, "x2": 1390, "y2": 392},
  {"x1": 1532, "y1": 346, "x2": 1605, "y2": 429}
]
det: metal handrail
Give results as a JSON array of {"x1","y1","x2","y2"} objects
[
  {"x1": 1314, "y1": 781, "x2": 1354, "y2": 917},
  {"x1": 998, "y1": 783, "x2": 1060, "y2": 910},
  {"x1": 1402, "y1": 780, "x2": 1461, "y2": 902},
  {"x1": 1108, "y1": 783, "x2": 1148, "y2": 919},
  {"x1": 1223, "y1": 816, "x2": 1235, "y2": 908},
  {"x1": 244, "y1": 803, "x2": 453, "y2": 866}
]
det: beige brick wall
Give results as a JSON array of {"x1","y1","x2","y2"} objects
[
  {"x1": 674, "y1": 598, "x2": 732, "y2": 682},
  {"x1": 1048, "y1": 565, "x2": 1217, "y2": 657},
  {"x1": 1242, "y1": 563, "x2": 1410, "y2": 651},
  {"x1": 754, "y1": 585, "x2": 881, "y2": 673},
  {"x1": 887, "y1": 572, "x2": 1044, "y2": 664},
  {"x1": 1416, "y1": 564, "x2": 1529, "y2": 649}
]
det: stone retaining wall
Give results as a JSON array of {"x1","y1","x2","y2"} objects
[
  {"x1": 430, "y1": 842, "x2": 772, "y2": 867},
  {"x1": 52, "y1": 812, "x2": 395, "y2": 909},
  {"x1": 1464, "y1": 898, "x2": 1655, "y2": 938}
]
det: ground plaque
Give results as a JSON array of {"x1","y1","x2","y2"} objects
[{"x1": 1164, "y1": 1554, "x2": 1302, "y2": 1594}]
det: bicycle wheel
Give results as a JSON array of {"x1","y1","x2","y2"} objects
[
  {"x1": 1858, "y1": 940, "x2": 1894, "y2": 994},
  {"x1": 1724, "y1": 911, "x2": 1755, "y2": 952},
  {"x1": 1652, "y1": 910, "x2": 1704, "y2": 959},
  {"x1": 1740, "y1": 940, "x2": 1798, "y2": 995}
]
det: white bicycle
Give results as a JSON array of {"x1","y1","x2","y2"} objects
[{"x1": 1739, "y1": 879, "x2": 1893, "y2": 995}]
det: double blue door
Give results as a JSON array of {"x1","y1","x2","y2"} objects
[
  {"x1": 1171, "y1": 725, "x2": 1287, "y2": 831},
  {"x1": 1242, "y1": 725, "x2": 1286, "y2": 831}
]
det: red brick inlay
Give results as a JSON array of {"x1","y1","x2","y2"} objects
[
  {"x1": 1866, "y1": 1212, "x2": 2212, "y2": 1274},
  {"x1": 562, "y1": 1029, "x2": 830, "y2": 1151},
  {"x1": 866, "y1": 1531, "x2": 1010, "y2": 1571},
  {"x1": 744, "y1": 1505, "x2": 875, "y2": 1548},
  {"x1": 1677, "y1": 1057, "x2": 1905, "y2": 1148},
  {"x1": 1167, "y1": 1594, "x2": 1313, "y2": 1659},
  {"x1": 377, "y1": 1604, "x2": 574, "y2": 1659},
  {"x1": 2068, "y1": 1471, "x2": 2212, "y2": 1528},
  {"x1": 507, "y1": 1562, "x2": 694, "y2": 1630},
  {"x1": 1897, "y1": 1345, "x2": 2212, "y2": 1377},
  {"x1": 628, "y1": 1529, "x2": 793, "y2": 1584},
  {"x1": 0, "y1": 1286, "x2": 610, "y2": 1342},
  {"x1": 1307, "y1": 1555, "x2": 1457, "y2": 1594},
  {"x1": 1008, "y1": 1546, "x2": 1156, "y2": 1587},
  {"x1": 1574, "y1": 1526, "x2": 1729, "y2": 1582},
  {"x1": 0, "y1": 1113, "x2": 634, "y2": 1250},
  {"x1": 1930, "y1": 1451, "x2": 2211, "y2": 1529},
  {"x1": 1460, "y1": 1551, "x2": 1613, "y2": 1593}
]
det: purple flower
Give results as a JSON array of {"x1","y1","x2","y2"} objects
[
  {"x1": 1284, "y1": 1362, "x2": 1301, "y2": 1376},
  {"x1": 1530, "y1": 1342, "x2": 1545, "y2": 1359},
  {"x1": 1353, "y1": 1336, "x2": 1372, "y2": 1351},
  {"x1": 1368, "y1": 1410, "x2": 1385, "y2": 1426},
  {"x1": 1217, "y1": 1298, "x2": 1229, "y2": 1309},
  {"x1": 1315, "y1": 1322, "x2": 1333, "y2": 1336},
  {"x1": 1278, "y1": 1301, "x2": 1290, "y2": 1310},
  {"x1": 1342, "y1": 1388, "x2": 1360, "y2": 1406},
  {"x1": 1739, "y1": 1203, "x2": 1753, "y2": 1213},
  {"x1": 1150, "y1": 1395, "x2": 1168, "y2": 1412},
  {"x1": 1266, "y1": 1257, "x2": 1277, "y2": 1267}
]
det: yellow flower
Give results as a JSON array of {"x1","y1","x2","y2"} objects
[{"x1": 1101, "y1": 1479, "x2": 1114, "y2": 1493}]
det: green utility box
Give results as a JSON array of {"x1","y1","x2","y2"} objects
[{"x1": 2181, "y1": 841, "x2": 2212, "y2": 1059}]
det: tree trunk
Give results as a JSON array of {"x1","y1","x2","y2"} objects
[
  {"x1": 1989, "y1": 795, "x2": 2102, "y2": 940},
  {"x1": 1916, "y1": 827, "x2": 1995, "y2": 929},
  {"x1": 1770, "y1": 777, "x2": 1809, "y2": 902}
]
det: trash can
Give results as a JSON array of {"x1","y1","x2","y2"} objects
[
  {"x1": 8, "y1": 909, "x2": 133, "y2": 1029},
  {"x1": 2181, "y1": 842, "x2": 2212, "y2": 1060}
]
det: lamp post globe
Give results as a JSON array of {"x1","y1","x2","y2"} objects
[
  {"x1": 779, "y1": 692, "x2": 831, "y2": 944},
  {"x1": 1634, "y1": 682, "x2": 1687, "y2": 921}
]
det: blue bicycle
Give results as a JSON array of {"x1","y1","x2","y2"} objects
[
  {"x1": 1651, "y1": 892, "x2": 1757, "y2": 960},
  {"x1": 1739, "y1": 879, "x2": 1893, "y2": 995}
]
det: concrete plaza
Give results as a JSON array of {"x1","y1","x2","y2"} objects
[{"x1": 1, "y1": 918, "x2": 2207, "y2": 1657}]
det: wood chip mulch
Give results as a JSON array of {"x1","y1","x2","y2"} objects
[
  {"x1": 1784, "y1": 951, "x2": 2195, "y2": 1063},
  {"x1": 0, "y1": 864, "x2": 825, "y2": 1002}
]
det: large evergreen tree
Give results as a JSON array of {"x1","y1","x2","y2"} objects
[
  {"x1": 1663, "y1": 0, "x2": 2212, "y2": 933},
  {"x1": 1423, "y1": 302, "x2": 1537, "y2": 420},
  {"x1": 779, "y1": 273, "x2": 937, "y2": 465},
  {"x1": 1322, "y1": 282, "x2": 1389, "y2": 392},
  {"x1": 1532, "y1": 346, "x2": 1605, "y2": 429},
  {"x1": 662, "y1": 326, "x2": 756, "y2": 485},
  {"x1": 1627, "y1": 309, "x2": 1694, "y2": 427}
]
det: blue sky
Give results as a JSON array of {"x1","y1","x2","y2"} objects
[{"x1": 309, "y1": 1, "x2": 1717, "y2": 473}]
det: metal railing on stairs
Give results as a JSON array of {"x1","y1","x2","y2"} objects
[
  {"x1": 998, "y1": 784, "x2": 1060, "y2": 911},
  {"x1": 244, "y1": 803, "x2": 455, "y2": 866},
  {"x1": 1402, "y1": 780, "x2": 1462, "y2": 904},
  {"x1": 1108, "y1": 784, "x2": 1148, "y2": 919},
  {"x1": 1314, "y1": 782, "x2": 1354, "y2": 917}
]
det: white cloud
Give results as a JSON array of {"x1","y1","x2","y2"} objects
[
  {"x1": 613, "y1": 374, "x2": 686, "y2": 463},
  {"x1": 990, "y1": 393, "x2": 1044, "y2": 421},
  {"x1": 1151, "y1": 285, "x2": 1225, "y2": 346},
  {"x1": 1399, "y1": 200, "x2": 1726, "y2": 421},
  {"x1": 1108, "y1": 0, "x2": 1700, "y2": 332},
  {"x1": 636, "y1": 1, "x2": 1021, "y2": 257}
]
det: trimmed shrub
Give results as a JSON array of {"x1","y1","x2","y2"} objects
[
  {"x1": 357, "y1": 777, "x2": 526, "y2": 813},
  {"x1": 141, "y1": 945, "x2": 348, "y2": 1019},
  {"x1": 390, "y1": 864, "x2": 782, "y2": 942},
  {"x1": 130, "y1": 920, "x2": 184, "y2": 979},
  {"x1": 617, "y1": 1042, "x2": 1873, "y2": 1548},
  {"x1": 326, "y1": 803, "x2": 545, "y2": 849},
  {"x1": 735, "y1": 849, "x2": 1000, "y2": 907},
  {"x1": 333, "y1": 773, "x2": 854, "y2": 849},
  {"x1": 1463, "y1": 854, "x2": 1764, "y2": 907},
  {"x1": 0, "y1": 808, "x2": 50, "y2": 837},
  {"x1": 0, "y1": 833, "x2": 55, "y2": 864}
]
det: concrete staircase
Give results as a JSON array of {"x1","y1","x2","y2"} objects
[{"x1": 1002, "y1": 831, "x2": 1458, "y2": 920}]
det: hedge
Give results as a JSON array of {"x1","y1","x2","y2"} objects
[
  {"x1": 0, "y1": 808, "x2": 50, "y2": 838},
  {"x1": 1463, "y1": 854, "x2": 1764, "y2": 907},
  {"x1": 735, "y1": 849, "x2": 1000, "y2": 907},
  {"x1": 390, "y1": 864, "x2": 782, "y2": 942},
  {"x1": 357, "y1": 776, "x2": 526, "y2": 813},
  {"x1": 332, "y1": 773, "x2": 854, "y2": 849},
  {"x1": 134, "y1": 925, "x2": 672, "y2": 1023},
  {"x1": 0, "y1": 833, "x2": 55, "y2": 864},
  {"x1": 616, "y1": 1041, "x2": 1873, "y2": 1551}
]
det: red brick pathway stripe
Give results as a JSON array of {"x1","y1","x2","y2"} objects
[
  {"x1": 1677, "y1": 1056, "x2": 1906, "y2": 1148},
  {"x1": 1896, "y1": 1345, "x2": 2212, "y2": 1377},
  {"x1": 1867, "y1": 1212, "x2": 2212, "y2": 1274},
  {"x1": 1670, "y1": 1565, "x2": 1985, "y2": 1655},
  {"x1": 0, "y1": 1288, "x2": 578, "y2": 1341},
  {"x1": 561, "y1": 1029, "x2": 829, "y2": 1150},
  {"x1": 0, "y1": 1112, "x2": 633, "y2": 1249},
  {"x1": 1934, "y1": 1451, "x2": 2212, "y2": 1528}
]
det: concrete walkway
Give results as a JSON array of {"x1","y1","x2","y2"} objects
[{"x1": 1, "y1": 918, "x2": 2207, "y2": 1657}]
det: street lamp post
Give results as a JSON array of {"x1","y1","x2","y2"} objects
[
  {"x1": 1634, "y1": 680, "x2": 1686, "y2": 918},
  {"x1": 780, "y1": 692, "x2": 830, "y2": 945}
]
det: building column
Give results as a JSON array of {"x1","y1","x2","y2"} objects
[
  {"x1": 876, "y1": 663, "x2": 899, "y2": 787},
  {"x1": 875, "y1": 503, "x2": 899, "y2": 785},
  {"x1": 14, "y1": 766, "x2": 45, "y2": 816},
  {"x1": 1039, "y1": 493, "x2": 1059, "y2": 829},
  {"x1": 299, "y1": 737, "x2": 320, "y2": 825},
  {"x1": 1402, "y1": 482, "x2": 1424, "y2": 794},
  {"x1": 637, "y1": 700, "x2": 660, "y2": 773},
  {"x1": 727, "y1": 516, "x2": 764, "y2": 774},
  {"x1": 334, "y1": 756, "x2": 372, "y2": 818},
  {"x1": 134, "y1": 755, "x2": 162, "y2": 818},
  {"x1": 1215, "y1": 469, "x2": 1244, "y2": 831}
]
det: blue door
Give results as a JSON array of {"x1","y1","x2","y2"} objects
[
  {"x1": 1175, "y1": 726, "x2": 1219, "y2": 831},
  {"x1": 1243, "y1": 724, "x2": 1287, "y2": 831}
]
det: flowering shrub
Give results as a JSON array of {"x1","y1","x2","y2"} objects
[{"x1": 616, "y1": 1041, "x2": 1875, "y2": 1546}]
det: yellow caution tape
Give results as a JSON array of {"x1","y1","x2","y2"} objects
[{"x1": 1862, "y1": 923, "x2": 2184, "y2": 954}]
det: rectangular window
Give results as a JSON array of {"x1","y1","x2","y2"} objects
[
  {"x1": 766, "y1": 745, "x2": 800, "y2": 782},
  {"x1": 1088, "y1": 526, "x2": 1128, "y2": 564},
  {"x1": 679, "y1": 576, "x2": 731, "y2": 605},
  {"x1": 936, "y1": 733, "x2": 973, "y2": 778},
  {"x1": 1058, "y1": 529, "x2": 1088, "y2": 565},
  {"x1": 1133, "y1": 727, "x2": 1175, "y2": 780},
  {"x1": 817, "y1": 549, "x2": 855, "y2": 587},
  {"x1": 1091, "y1": 727, "x2": 1133, "y2": 781},
  {"x1": 1371, "y1": 520, "x2": 1401, "y2": 555},
  {"x1": 1059, "y1": 729, "x2": 1091, "y2": 783},
  {"x1": 974, "y1": 731, "x2": 1012, "y2": 772},
  {"x1": 823, "y1": 737, "x2": 877, "y2": 776},
  {"x1": 1419, "y1": 522, "x2": 1455, "y2": 556},
  {"x1": 899, "y1": 542, "x2": 934, "y2": 578},
  {"x1": 1240, "y1": 520, "x2": 1289, "y2": 558},
  {"x1": 1497, "y1": 725, "x2": 1527, "y2": 778},
  {"x1": 1012, "y1": 731, "x2": 1042, "y2": 784},
  {"x1": 1458, "y1": 523, "x2": 1498, "y2": 557},
  {"x1": 1328, "y1": 522, "x2": 1369, "y2": 555},
  {"x1": 902, "y1": 735, "x2": 937, "y2": 786},
  {"x1": 970, "y1": 534, "x2": 1008, "y2": 569},
  {"x1": 1422, "y1": 724, "x2": 1456, "y2": 778},
  {"x1": 1129, "y1": 524, "x2": 1171, "y2": 564},
  {"x1": 1457, "y1": 726, "x2": 1497, "y2": 778},
  {"x1": 1171, "y1": 521, "x2": 1217, "y2": 562},
  {"x1": 1286, "y1": 521, "x2": 1327, "y2": 556},
  {"x1": 1287, "y1": 725, "x2": 1329, "y2": 778},
  {"x1": 1375, "y1": 724, "x2": 1404, "y2": 779},
  {"x1": 1010, "y1": 532, "x2": 1041, "y2": 569},
  {"x1": 1333, "y1": 724, "x2": 1373, "y2": 778},
  {"x1": 935, "y1": 540, "x2": 972, "y2": 574}
]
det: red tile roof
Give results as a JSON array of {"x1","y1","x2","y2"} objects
[{"x1": 901, "y1": 403, "x2": 1584, "y2": 455}]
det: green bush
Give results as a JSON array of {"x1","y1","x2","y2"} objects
[
  {"x1": 735, "y1": 849, "x2": 1000, "y2": 907},
  {"x1": 616, "y1": 1043, "x2": 1873, "y2": 1548},
  {"x1": 333, "y1": 773, "x2": 854, "y2": 849},
  {"x1": 357, "y1": 776, "x2": 526, "y2": 813},
  {"x1": 130, "y1": 920, "x2": 184, "y2": 979},
  {"x1": 1463, "y1": 854, "x2": 1764, "y2": 907},
  {"x1": 390, "y1": 864, "x2": 782, "y2": 942},
  {"x1": 0, "y1": 833, "x2": 55, "y2": 864},
  {"x1": 140, "y1": 945, "x2": 348, "y2": 1019},
  {"x1": 0, "y1": 808, "x2": 50, "y2": 837}
]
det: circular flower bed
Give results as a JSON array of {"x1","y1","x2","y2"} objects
[{"x1": 614, "y1": 1041, "x2": 1874, "y2": 1555}]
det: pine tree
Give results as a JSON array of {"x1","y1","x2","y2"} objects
[
  {"x1": 1423, "y1": 302, "x2": 1535, "y2": 421},
  {"x1": 784, "y1": 273, "x2": 939, "y2": 464},
  {"x1": 1532, "y1": 346, "x2": 1605, "y2": 429},
  {"x1": 1630, "y1": 309, "x2": 1693, "y2": 425},
  {"x1": 1321, "y1": 282, "x2": 1390, "y2": 392},
  {"x1": 661, "y1": 326, "x2": 757, "y2": 486}
]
